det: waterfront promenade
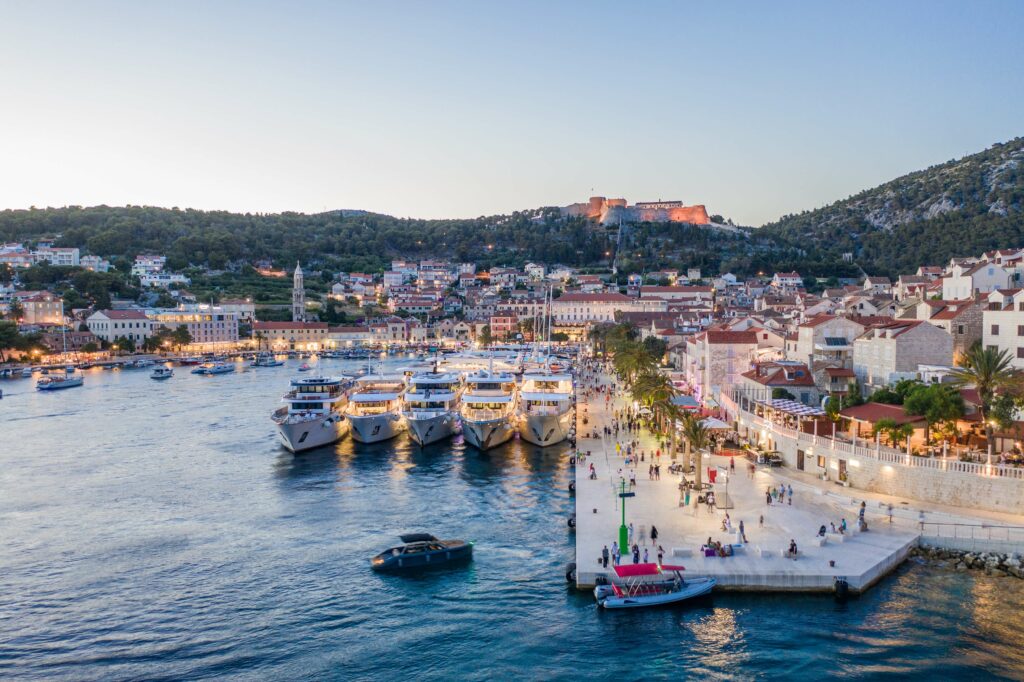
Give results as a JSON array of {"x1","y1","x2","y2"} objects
[{"x1": 573, "y1": 373, "x2": 920, "y2": 593}]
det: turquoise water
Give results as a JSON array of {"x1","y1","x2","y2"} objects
[{"x1": 1, "y1": 360, "x2": 1022, "y2": 680}]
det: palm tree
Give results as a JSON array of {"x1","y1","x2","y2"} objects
[
  {"x1": 630, "y1": 370, "x2": 675, "y2": 409},
  {"x1": 614, "y1": 342, "x2": 656, "y2": 385},
  {"x1": 254, "y1": 330, "x2": 266, "y2": 351},
  {"x1": 651, "y1": 399, "x2": 682, "y2": 460},
  {"x1": 949, "y1": 346, "x2": 1022, "y2": 464},
  {"x1": 681, "y1": 413, "x2": 711, "y2": 490}
]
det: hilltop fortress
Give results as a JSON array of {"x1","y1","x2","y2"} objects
[{"x1": 561, "y1": 196, "x2": 710, "y2": 226}]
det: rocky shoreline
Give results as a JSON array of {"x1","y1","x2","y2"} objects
[{"x1": 911, "y1": 546, "x2": 1024, "y2": 578}]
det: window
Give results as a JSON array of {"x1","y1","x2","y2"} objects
[
  {"x1": 817, "y1": 455, "x2": 825, "y2": 468},
  {"x1": 1018, "y1": 348, "x2": 1024, "y2": 359},
  {"x1": 992, "y1": 324, "x2": 1000, "y2": 336},
  {"x1": 957, "y1": 324, "x2": 965, "y2": 335}
]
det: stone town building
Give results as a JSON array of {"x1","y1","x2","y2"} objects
[
  {"x1": 791, "y1": 314, "x2": 866, "y2": 371},
  {"x1": 560, "y1": 196, "x2": 710, "y2": 226},
  {"x1": 150, "y1": 309, "x2": 239, "y2": 349},
  {"x1": 86, "y1": 309, "x2": 155, "y2": 345},
  {"x1": 852, "y1": 320, "x2": 953, "y2": 392},
  {"x1": 253, "y1": 321, "x2": 328, "y2": 351},
  {"x1": 982, "y1": 288, "x2": 1024, "y2": 369},
  {"x1": 9, "y1": 290, "x2": 64, "y2": 325},
  {"x1": 738, "y1": 361, "x2": 820, "y2": 406},
  {"x1": 551, "y1": 293, "x2": 664, "y2": 324},
  {"x1": 943, "y1": 261, "x2": 1013, "y2": 300},
  {"x1": 680, "y1": 330, "x2": 757, "y2": 407}
]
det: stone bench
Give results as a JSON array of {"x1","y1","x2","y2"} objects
[
  {"x1": 730, "y1": 543, "x2": 746, "y2": 555},
  {"x1": 827, "y1": 533, "x2": 846, "y2": 543},
  {"x1": 671, "y1": 547, "x2": 693, "y2": 558},
  {"x1": 810, "y1": 536, "x2": 826, "y2": 547},
  {"x1": 754, "y1": 546, "x2": 772, "y2": 558}
]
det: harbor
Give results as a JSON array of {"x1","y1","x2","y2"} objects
[
  {"x1": 2, "y1": 356, "x2": 1024, "y2": 678},
  {"x1": 572, "y1": 365, "x2": 1024, "y2": 594}
]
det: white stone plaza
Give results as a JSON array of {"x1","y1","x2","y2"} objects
[{"x1": 573, "y1": 376, "x2": 921, "y2": 593}]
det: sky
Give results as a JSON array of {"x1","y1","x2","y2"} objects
[{"x1": 1, "y1": 1, "x2": 1022, "y2": 226}]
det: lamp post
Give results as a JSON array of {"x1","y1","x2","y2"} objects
[{"x1": 618, "y1": 478, "x2": 634, "y2": 549}]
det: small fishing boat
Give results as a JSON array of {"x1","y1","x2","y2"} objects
[
  {"x1": 593, "y1": 564, "x2": 715, "y2": 609},
  {"x1": 298, "y1": 362, "x2": 312, "y2": 372},
  {"x1": 20, "y1": 367, "x2": 33, "y2": 378},
  {"x1": 370, "y1": 533, "x2": 473, "y2": 572},
  {"x1": 178, "y1": 357, "x2": 202, "y2": 366},
  {"x1": 151, "y1": 367, "x2": 174, "y2": 380}
]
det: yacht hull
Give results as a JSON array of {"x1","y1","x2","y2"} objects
[
  {"x1": 462, "y1": 417, "x2": 515, "y2": 451},
  {"x1": 518, "y1": 410, "x2": 572, "y2": 447},
  {"x1": 348, "y1": 412, "x2": 406, "y2": 443},
  {"x1": 405, "y1": 412, "x2": 458, "y2": 447},
  {"x1": 276, "y1": 414, "x2": 349, "y2": 453}
]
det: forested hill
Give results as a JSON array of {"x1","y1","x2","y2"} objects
[
  {"x1": 0, "y1": 206, "x2": 614, "y2": 273},
  {"x1": 759, "y1": 137, "x2": 1024, "y2": 276}
]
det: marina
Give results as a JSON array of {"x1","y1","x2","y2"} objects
[{"x1": 3, "y1": 355, "x2": 1024, "y2": 679}]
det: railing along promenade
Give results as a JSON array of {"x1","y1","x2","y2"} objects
[{"x1": 720, "y1": 393, "x2": 1024, "y2": 481}]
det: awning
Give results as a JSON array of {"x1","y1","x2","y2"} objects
[
  {"x1": 768, "y1": 398, "x2": 825, "y2": 417},
  {"x1": 700, "y1": 417, "x2": 731, "y2": 430},
  {"x1": 613, "y1": 563, "x2": 685, "y2": 577},
  {"x1": 670, "y1": 395, "x2": 700, "y2": 410}
]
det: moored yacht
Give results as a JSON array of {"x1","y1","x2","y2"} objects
[
  {"x1": 516, "y1": 370, "x2": 574, "y2": 447},
  {"x1": 272, "y1": 375, "x2": 353, "y2": 452},
  {"x1": 191, "y1": 361, "x2": 235, "y2": 375},
  {"x1": 37, "y1": 367, "x2": 83, "y2": 391},
  {"x1": 151, "y1": 366, "x2": 174, "y2": 380},
  {"x1": 251, "y1": 352, "x2": 284, "y2": 367},
  {"x1": 459, "y1": 369, "x2": 518, "y2": 450},
  {"x1": 401, "y1": 371, "x2": 463, "y2": 447},
  {"x1": 344, "y1": 374, "x2": 407, "y2": 443}
]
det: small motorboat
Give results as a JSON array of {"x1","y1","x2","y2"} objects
[
  {"x1": 252, "y1": 352, "x2": 284, "y2": 368},
  {"x1": 192, "y1": 362, "x2": 235, "y2": 375},
  {"x1": 20, "y1": 367, "x2": 33, "y2": 378},
  {"x1": 370, "y1": 533, "x2": 473, "y2": 572},
  {"x1": 298, "y1": 362, "x2": 312, "y2": 372},
  {"x1": 178, "y1": 357, "x2": 202, "y2": 366},
  {"x1": 151, "y1": 367, "x2": 174, "y2": 380},
  {"x1": 594, "y1": 564, "x2": 715, "y2": 609}
]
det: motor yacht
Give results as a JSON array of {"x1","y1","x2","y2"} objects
[
  {"x1": 516, "y1": 370, "x2": 574, "y2": 447},
  {"x1": 459, "y1": 369, "x2": 518, "y2": 450},
  {"x1": 191, "y1": 361, "x2": 235, "y2": 375},
  {"x1": 251, "y1": 352, "x2": 284, "y2": 367},
  {"x1": 151, "y1": 366, "x2": 174, "y2": 380},
  {"x1": 272, "y1": 375, "x2": 353, "y2": 452},
  {"x1": 343, "y1": 373, "x2": 407, "y2": 443},
  {"x1": 401, "y1": 371, "x2": 463, "y2": 447}
]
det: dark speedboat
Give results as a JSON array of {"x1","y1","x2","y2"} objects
[{"x1": 370, "y1": 533, "x2": 473, "y2": 572}]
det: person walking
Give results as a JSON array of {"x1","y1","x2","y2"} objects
[
  {"x1": 759, "y1": 514, "x2": 764, "y2": 528},
  {"x1": 628, "y1": 523, "x2": 634, "y2": 545},
  {"x1": 601, "y1": 545, "x2": 609, "y2": 568},
  {"x1": 632, "y1": 544, "x2": 640, "y2": 564},
  {"x1": 642, "y1": 547, "x2": 649, "y2": 563},
  {"x1": 739, "y1": 519, "x2": 747, "y2": 543},
  {"x1": 639, "y1": 525, "x2": 647, "y2": 546},
  {"x1": 766, "y1": 490, "x2": 772, "y2": 505},
  {"x1": 657, "y1": 545, "x2": 664, "y2": 564},
  {"x1": 887, "y1": 503, "x2": 894, "y2": 524},
  {"x1": 650, "y1": 525, "x2": 659, "y2": 544}
]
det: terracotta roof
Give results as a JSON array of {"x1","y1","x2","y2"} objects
[
  {"x1": 556, "y1": 293, "x2": 632, "y2": 302},
  {"x1": 742, "y1": 363, "x2": 816, "y2": 386},
  {"x1": 799, "y1": 314, "x2": 837, "y2": 328},
  {"x1": 97, "y1": 309, "x2": 149, "y2": 320},
  {"x1": 824, "y1": 367, "x2": 855, "y2": 377},
  {"x1": 705, "y1": 330, "x2": 757, "y2": 344},
  {"x1": 253, "y1": 321, "x2": 328, "y2": 330},
  {"x1": 640, "y1": 285, "x2": 712, "y2": 294},
  {"x1": 839, "y1": 402, "x2": 925, "y2": 425}
]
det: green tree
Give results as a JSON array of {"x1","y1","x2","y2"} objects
[
  {"x1": 772, "y1": 388, "x2": 797, "y2": 401},
  {"x1": 681, "y1": 413, "x2": 712, "y2": 491},
  {"x1": 903, "y1": 384, "x2": 965, "y2": 444},
  {"x1": 171, "y1": 325, "x2": 193, "y2": 350},
  {"x1": 478, "y1": 325, "x2": 493, "y2": 347},
  {"x1": 0, "y1": 320, "x2": 19, "y2": 362},
  {"x1": 949, "y1": 346, "x2": 1022, "y2": 463},
  {"x1": 7, "y1": 299, "x2": 24, "y2": 322}
]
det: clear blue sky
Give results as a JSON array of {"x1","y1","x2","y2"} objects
[{"x1": 1, "y1": 1, "x2": 1022, "y2": 225}]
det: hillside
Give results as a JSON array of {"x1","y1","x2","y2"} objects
[
  {"x1": 761, "y1": 137, "x2": 1024, "y2": 275},
  {"x1": 0, "y1": 206, "x2": 614, "y2": 273}
]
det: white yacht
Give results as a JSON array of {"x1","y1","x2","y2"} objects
[
  {"x1": 344, "y1": 374, "x2": 407, "y2": 443},
  {"x1": 516, "y1": 371, "x2": 574, "y2": 447},
  {"x1": 251, "y1": 352, "x2": 284, "y2": 367},
  {"x1": 151, "y1": 366, "x2": 174, "y2": 380},
  {"x1": 37, "y1": 366, "x2": 84, "y2": 391},
  {"x1": 459, "y1": 369, "x2": 518, "y2": 450},
  {"x1": 272, "y1": 375, "x2": 352, "y2": 452},
  {"x1": 401, "y1": 371, "x2": 463, "y2": 447}
]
